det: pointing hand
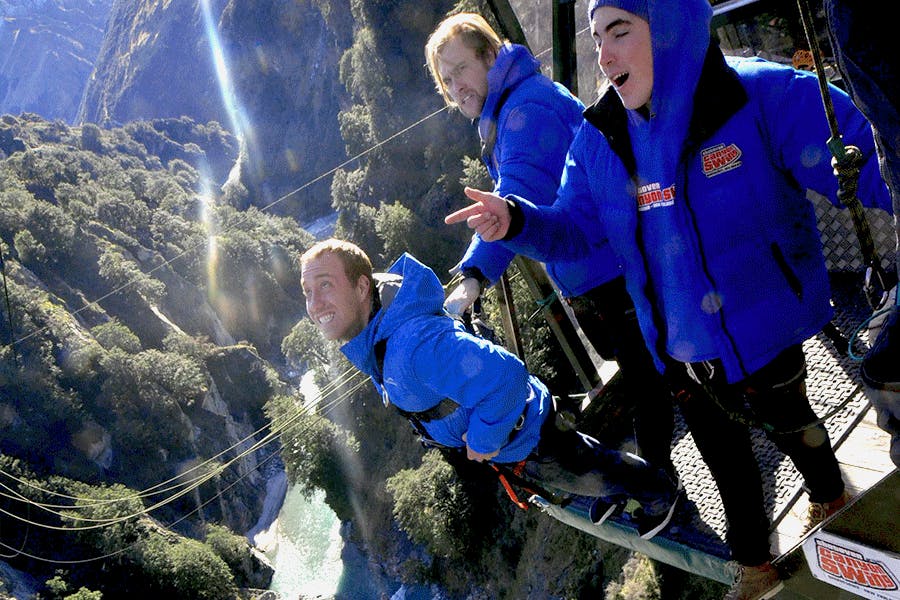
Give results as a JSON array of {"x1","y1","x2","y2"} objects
[{"x1": 445, "y1": 187, "x2": 512, "y2": 242}]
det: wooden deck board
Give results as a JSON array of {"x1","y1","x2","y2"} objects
[{"x1": 770, "y1": 403, "x2": 897, "y2": 559}]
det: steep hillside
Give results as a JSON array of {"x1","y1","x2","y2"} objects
[{"x1": 0, "y1": 113, "x2": 311, "y2": 596}]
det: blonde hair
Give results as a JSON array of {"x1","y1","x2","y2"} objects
[
  {"x1": 300, "y1": 238, "x2": 374, "y2": 298},
  {"x1": 425, "y1": 12, "x2": 503, "y2": 107}
]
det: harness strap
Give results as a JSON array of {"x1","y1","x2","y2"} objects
[
  {"x1": 490, "y1": 459, "x2": 570, "y2": 510},
  {"x1": 492, "y1": 463, "x2": 530, "y2": 510},
  {"x1": 678, "y1": 360, "x2": 858, "y2": 435},
  {"x1": 393, "y1": 397, "x2": 460, "y2": 424}
]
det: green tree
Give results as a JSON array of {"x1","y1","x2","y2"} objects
[
  {"x1": 91, "y1": 320, "x2": 142, "y2": 353},
  {"x1": 204, "y1": 523, "x2": 250, "y2": 579},
  {"x1": 168, "y1": 539, "x2": 237, "y2": 599},
  {"x1": 64, "y1": 589, "x2": 103, "y2": 600},
  {"x1": 94, "y1": 188, "x2": 151, "y2": 240},
  {"x1": 42, "y1": 571, "x2": 103, "y2": 600},
  {"x1": 80, "y1": 123, "x2": 104, "y2": 153},
  {"x1": 139, "y1": 535, "x2": 237, "y2": 600},
  {"x1": 0, "y1": 176, "x2": 35, "y2": 236},
  {"x1": 97, "y1": 350, "x2": 194, "y2": 475},
  {"x1": 264, "y1": 393, "x2": 358, "y2": 520},
  {"x1": 281, "y1": 316, "x2": 330, "y2": 369},
  {"x1": 13, "y1": 229, "x2": 46, "y2": 266},
  {"x1": 26, "y1": 200, "x2": 77, "y2": 265},
  {"x1": 97, "y1": 245, "x2": 166, "y2": 304},
  {"x1": 376, "y1": 201, "x2": 417, "y2": 264},
  {"x1": 65, "y1": 482, "x2": 145, "y2": 556},
  {"x1": 460, "y1": 155, "x2": 492, "y2": 190},
  {"x1": 386, "y1": 450, "x2": 475, "y2": 561}
]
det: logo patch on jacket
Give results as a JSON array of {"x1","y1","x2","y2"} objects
[
  {"x1": 637, "y1": 182, "x2": 676, "y2": 212},
  {"x1": 701, "y1": 143, "x2": 742, "y2": 177}
]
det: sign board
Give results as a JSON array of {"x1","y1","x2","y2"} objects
[{"x1": 803, "y1": 530, "x2": 900, "y2": 599}]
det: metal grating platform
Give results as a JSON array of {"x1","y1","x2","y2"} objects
[
  {"x1": 663, "y1": 272, "x2": 874, "y2": 558},
  {"x1": 811, "y1": 191, "x2": 896, "y2": 273}
]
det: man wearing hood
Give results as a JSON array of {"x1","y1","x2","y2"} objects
[
  {"x1": 445, "y1": 0, "x2": 893, "y2": 598},
  {"x1": 425, "y1": 12, "x2": 676, "y2": 480},
  {"x1": 299, "y1": 238, "x2": 679, "y2": 539}
]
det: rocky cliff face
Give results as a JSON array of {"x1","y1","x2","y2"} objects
[
  {"x1": 0, "y1": 0, "x2": 112, "y2": 122},
  {"x1": 76, "y1": 0, "x2": 220, "y2": 126},
  {"x1": 2, "y1": 0, "x2": 349, "y2": 221},
  {"x1": 78, "y1": 0, "x2": 349, "y2": 221}
]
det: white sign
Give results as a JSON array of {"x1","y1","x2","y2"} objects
[{"x1": 802, "y1": 530, "x2": 900, "y2": 599}]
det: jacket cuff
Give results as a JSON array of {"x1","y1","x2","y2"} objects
[
  {"x1": 461, "y1": 267, "x2": 490, "y2": 291},
  {"x1": 503, "y1": 197, "x2": 525, "y2": 240}
]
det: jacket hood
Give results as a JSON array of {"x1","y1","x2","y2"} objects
[
  {"x1": 614, "y1": 0, "x2": 714, "y2": 223},
  {"x1": 341, "y1": 253, "x2": 445, "y2": 377},
  {"x1": 644, "y1": 0, "x2": 712, "y2": 126},
  {"x1": 478, "y1": 44, "x2": 541, "y2": 143}
]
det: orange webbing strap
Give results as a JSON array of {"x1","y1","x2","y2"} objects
[{"x1": 491, "y1": 462, "x2": 530, "y2": 510}]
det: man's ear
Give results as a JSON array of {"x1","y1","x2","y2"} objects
[
  {"x1": 356, "y1": 274, "x2": 371, "y2": 302},
  {"x1": 486, "y1": 48, "x2": 498, "y2": 68}
]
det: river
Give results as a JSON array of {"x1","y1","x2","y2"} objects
[
  {"x1": 256, "y1": 372, "x2": 431, "y2": 600},
  {"x1": 264, "y1": 485, "x2": 344, "y2": 598}
]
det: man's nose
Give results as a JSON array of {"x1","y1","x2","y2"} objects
[{"x1": 597, "y1": 45, "x2": 613, "y2": 68}]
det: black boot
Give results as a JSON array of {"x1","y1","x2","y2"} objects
[
  {"x1": 861, "y1": 305, "x2": 900, "y2": 468},
  {"x1": 862, "y1": 305, "x2": 900, "y2": 391}
]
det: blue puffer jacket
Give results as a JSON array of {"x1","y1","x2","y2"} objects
[
  {"x1": 503, "y1": 0, "x2": 892, "y2": 383},
  {"x1": 457, "y1": 43, "x2": 621, "y2": 297},
  {"x1": 341, "y1": 253, "x2": 548, "y2": 462}
]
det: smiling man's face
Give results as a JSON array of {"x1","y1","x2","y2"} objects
[{"x1": 301, "y1": 252, "x2": 371, "y2": 342}]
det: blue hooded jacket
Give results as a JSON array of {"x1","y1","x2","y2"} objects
[
  {"x1": 340, "y1": 253, "x2": 548, "y2": 462},
  {"x1": 457, "y1": 43, "x2": 621, "y2": 297},
  {"x1": 503, "y1": 0, "x2": 892, "y2": 383}
]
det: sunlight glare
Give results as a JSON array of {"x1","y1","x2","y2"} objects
[
  {"x1": 199, "y1": 0, "x2": 250, "y2": 145},
  {"x1": 200, "y1": 187, "x2": 219, "y2": 299}
]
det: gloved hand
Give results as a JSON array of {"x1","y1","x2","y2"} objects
[{"x1": 444, "y1": 277, "x2": 481, "y2": 317}]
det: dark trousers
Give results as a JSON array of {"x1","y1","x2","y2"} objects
[
  {"x1": 569, "y1": 276, "x2": 676, "y2": 473},
  {"x1": 666, "y1": 345, "x2": 845, "y2": 565},
  {"x1": 519, "y1": 402, "x2": 678, "y2": 517}
]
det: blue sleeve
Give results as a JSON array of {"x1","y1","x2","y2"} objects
[
  {"x1": 502, "y1": 128, "x2": 605, "y2": 263},
  {"x1": 764, "y1": 66, "x2": 892, "y2": 214},
  {"x1": 460, "y1": 103, "x2": 578, "y2": 284},
  {"x1": 406, "y1": 326, "x2": 531, "y2": 455}
]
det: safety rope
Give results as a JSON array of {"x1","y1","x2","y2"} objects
[
  {"x1": 0, "y1": 245, "x2": 17, "y2": 367},
  {"x1": 796, "y1": 0, "x2": 895, "y2": 310},
  {"x1": 527, "y1": 291, "x2": 559, "y2": 322}
]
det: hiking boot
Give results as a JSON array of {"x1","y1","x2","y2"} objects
[
  {"x1": 804, "y1": 490, "x2": 852, "y2": 533},
  {"x1": 633, "y1": 490, "x2": 680, "y2": 539},
  {"x1": 724, "y1": 562, "x2": 783, "y2": 600},
  {"x1": 588, "y1": 498, "x2": 622, "y2": 525}
]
